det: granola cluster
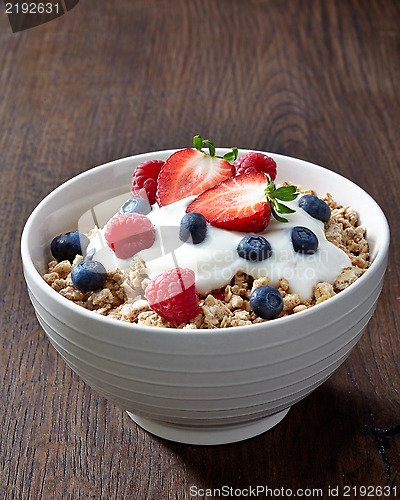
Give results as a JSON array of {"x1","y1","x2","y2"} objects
[{"x1": 43, "y1": 192, "x2": 370, "y2": 329}]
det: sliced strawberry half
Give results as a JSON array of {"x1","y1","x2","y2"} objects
[
  {"x1": 186, "y1": 172, "x2": 299, "y2": 233},
  {"x1": 156, "y1": 135, "x2": 236, "y2": 206}
]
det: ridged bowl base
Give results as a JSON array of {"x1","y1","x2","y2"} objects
[{"x1": 126, "y1": 408, "x2": 291, "y2": 445}]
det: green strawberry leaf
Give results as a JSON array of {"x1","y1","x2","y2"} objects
[
  {"x1": 274, "y1": 201, "x2": 296, "y2": 214},
  {"x1": 203, "y1": 139, "x2": 216, "y2": 157},
  {"x1": 193, "y1": 135, "x2": 203, "y2": 151},
  {"x1": 222, "y1": 148, "x2": 238, "y2": 162},
  {"x1": 273, "y1": 185, "x2": 298, "y2": 201},
  {"x1": 270, "y1": 205, "x2": 289, "y2": 223}
]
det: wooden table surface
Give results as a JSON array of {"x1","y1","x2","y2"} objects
[{"x1": 1, "y1": 1, "x2": 399, "y2": 498}]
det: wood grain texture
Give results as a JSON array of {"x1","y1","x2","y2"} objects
[{"x1": 0, "y1": 0, "x2": 399, "y2": 498}]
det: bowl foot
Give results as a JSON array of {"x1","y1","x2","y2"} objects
[{"x1": 126, "y1": 408, "x2": 290, "y2": 445}]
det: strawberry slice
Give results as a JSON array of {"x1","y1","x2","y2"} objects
[
  {"x1": 187, "y1": 172, "x2": 299, "y2": 233},
  {"x1": 156, "y1": 135, "x2": 236, "y2": 206}
]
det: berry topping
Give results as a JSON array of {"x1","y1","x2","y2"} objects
[
  {"x1": 145, "y1": 268, "x2": 200, "y2": 323},
  {"x1": 233, "y1": 152, "x2": 277, "y2": 180},
  {"x1": 249, "y1": 285, "x2": 283, "y2": 320},
  {"x1": 119, "y1": 197, "x2": 152, "y2": 216},
  {"x1": 179, "y1": 212, "x2": 207, "y2": 244},
  {"x1": 131, "y1": 159, "x2": 164, "y2": 205},
  {"x1": 187, "y1": 172, "x2": 298, "y2": 232},
  {"x1": 156, "y1": 135, "x2": 236, "y2": 206},
  {"x1": 104, "y1": 213, "x2": 155, "y2": 259},
  {"x1": 50, "y1": 231, "x2": 90, "y2": 263},
  {"x1": 298, "y1": 194, "x2": 331, "y2": 222},
  {"x1": 291, "y1": 226, "x2": 319, "y2": 254},
  {"x1": 71, "y1": 249, "x2": 107, "y2": 292},
  {"x1": 237, "y1": 235, "x2": 272, "y2": 261}
]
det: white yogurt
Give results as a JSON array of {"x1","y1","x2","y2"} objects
[{"x1": 87, "y1": 196, "x2": 351, "y2": 301}]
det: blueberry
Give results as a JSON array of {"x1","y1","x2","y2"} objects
[
  {"x1": 71, "y1": 250, "x2": 107, "y2": 292},
  {"x1": 249, "y1": 286, "x2": 283, "y2": 320},
  {"x1": 298, "y1": 194, "x2": 331, "y2": 222},
  {"x1": 237, "y1": 235, "x2": 272, "y2": 261},
  {"x1": 291, "y1": 226, "x2": 319, "y2": 254},
  {"x1": 119, "y1": 197, "x2": 151, "y2": 215},
  {"x1": 179, "y1": 212, "x2": 207, "y2": 244},
  {"x1": 50, "y1": 231, "x2": 90, "y2": 263}
]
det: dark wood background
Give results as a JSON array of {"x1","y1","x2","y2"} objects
[{"x1": 1, "y1": 1, "x2": 399, "y2": 498}]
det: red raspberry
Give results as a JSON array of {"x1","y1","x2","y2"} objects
[
  {"x1": 233, "y1": 152, "x2": 277, "y2": 180},
  {"x1": 131, "y1": 160, "x2": 164, "y2": 205},
  {"x1": 104, "y1": 213, "x2": 155, "y2": 259},
  {"x1": 145, "y1": 268, "x2": 200, "y2": 323}
]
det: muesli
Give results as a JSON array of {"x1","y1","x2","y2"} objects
[{"x1": 43, "y1": 137, "x2": 369, "y2": 329}]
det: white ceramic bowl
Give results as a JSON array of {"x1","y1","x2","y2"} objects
[{"x1": 21, "y1": 150, "x2": 390, "y2": 445}]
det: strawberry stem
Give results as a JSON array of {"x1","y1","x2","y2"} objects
[
  {"x1": 192, "y1": 135, "x2": 238, "y2": 162},
  {"x1": 265, "y1": 182, "x2": 298, "y2": 223}
]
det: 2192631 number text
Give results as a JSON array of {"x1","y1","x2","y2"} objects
[{"x1": 5, "y1": 2, "x2": 60, "y2": 14}]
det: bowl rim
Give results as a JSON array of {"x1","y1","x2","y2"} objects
[{"x1": 21, "y1": 149, "x2": 390, "y2": 336}]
